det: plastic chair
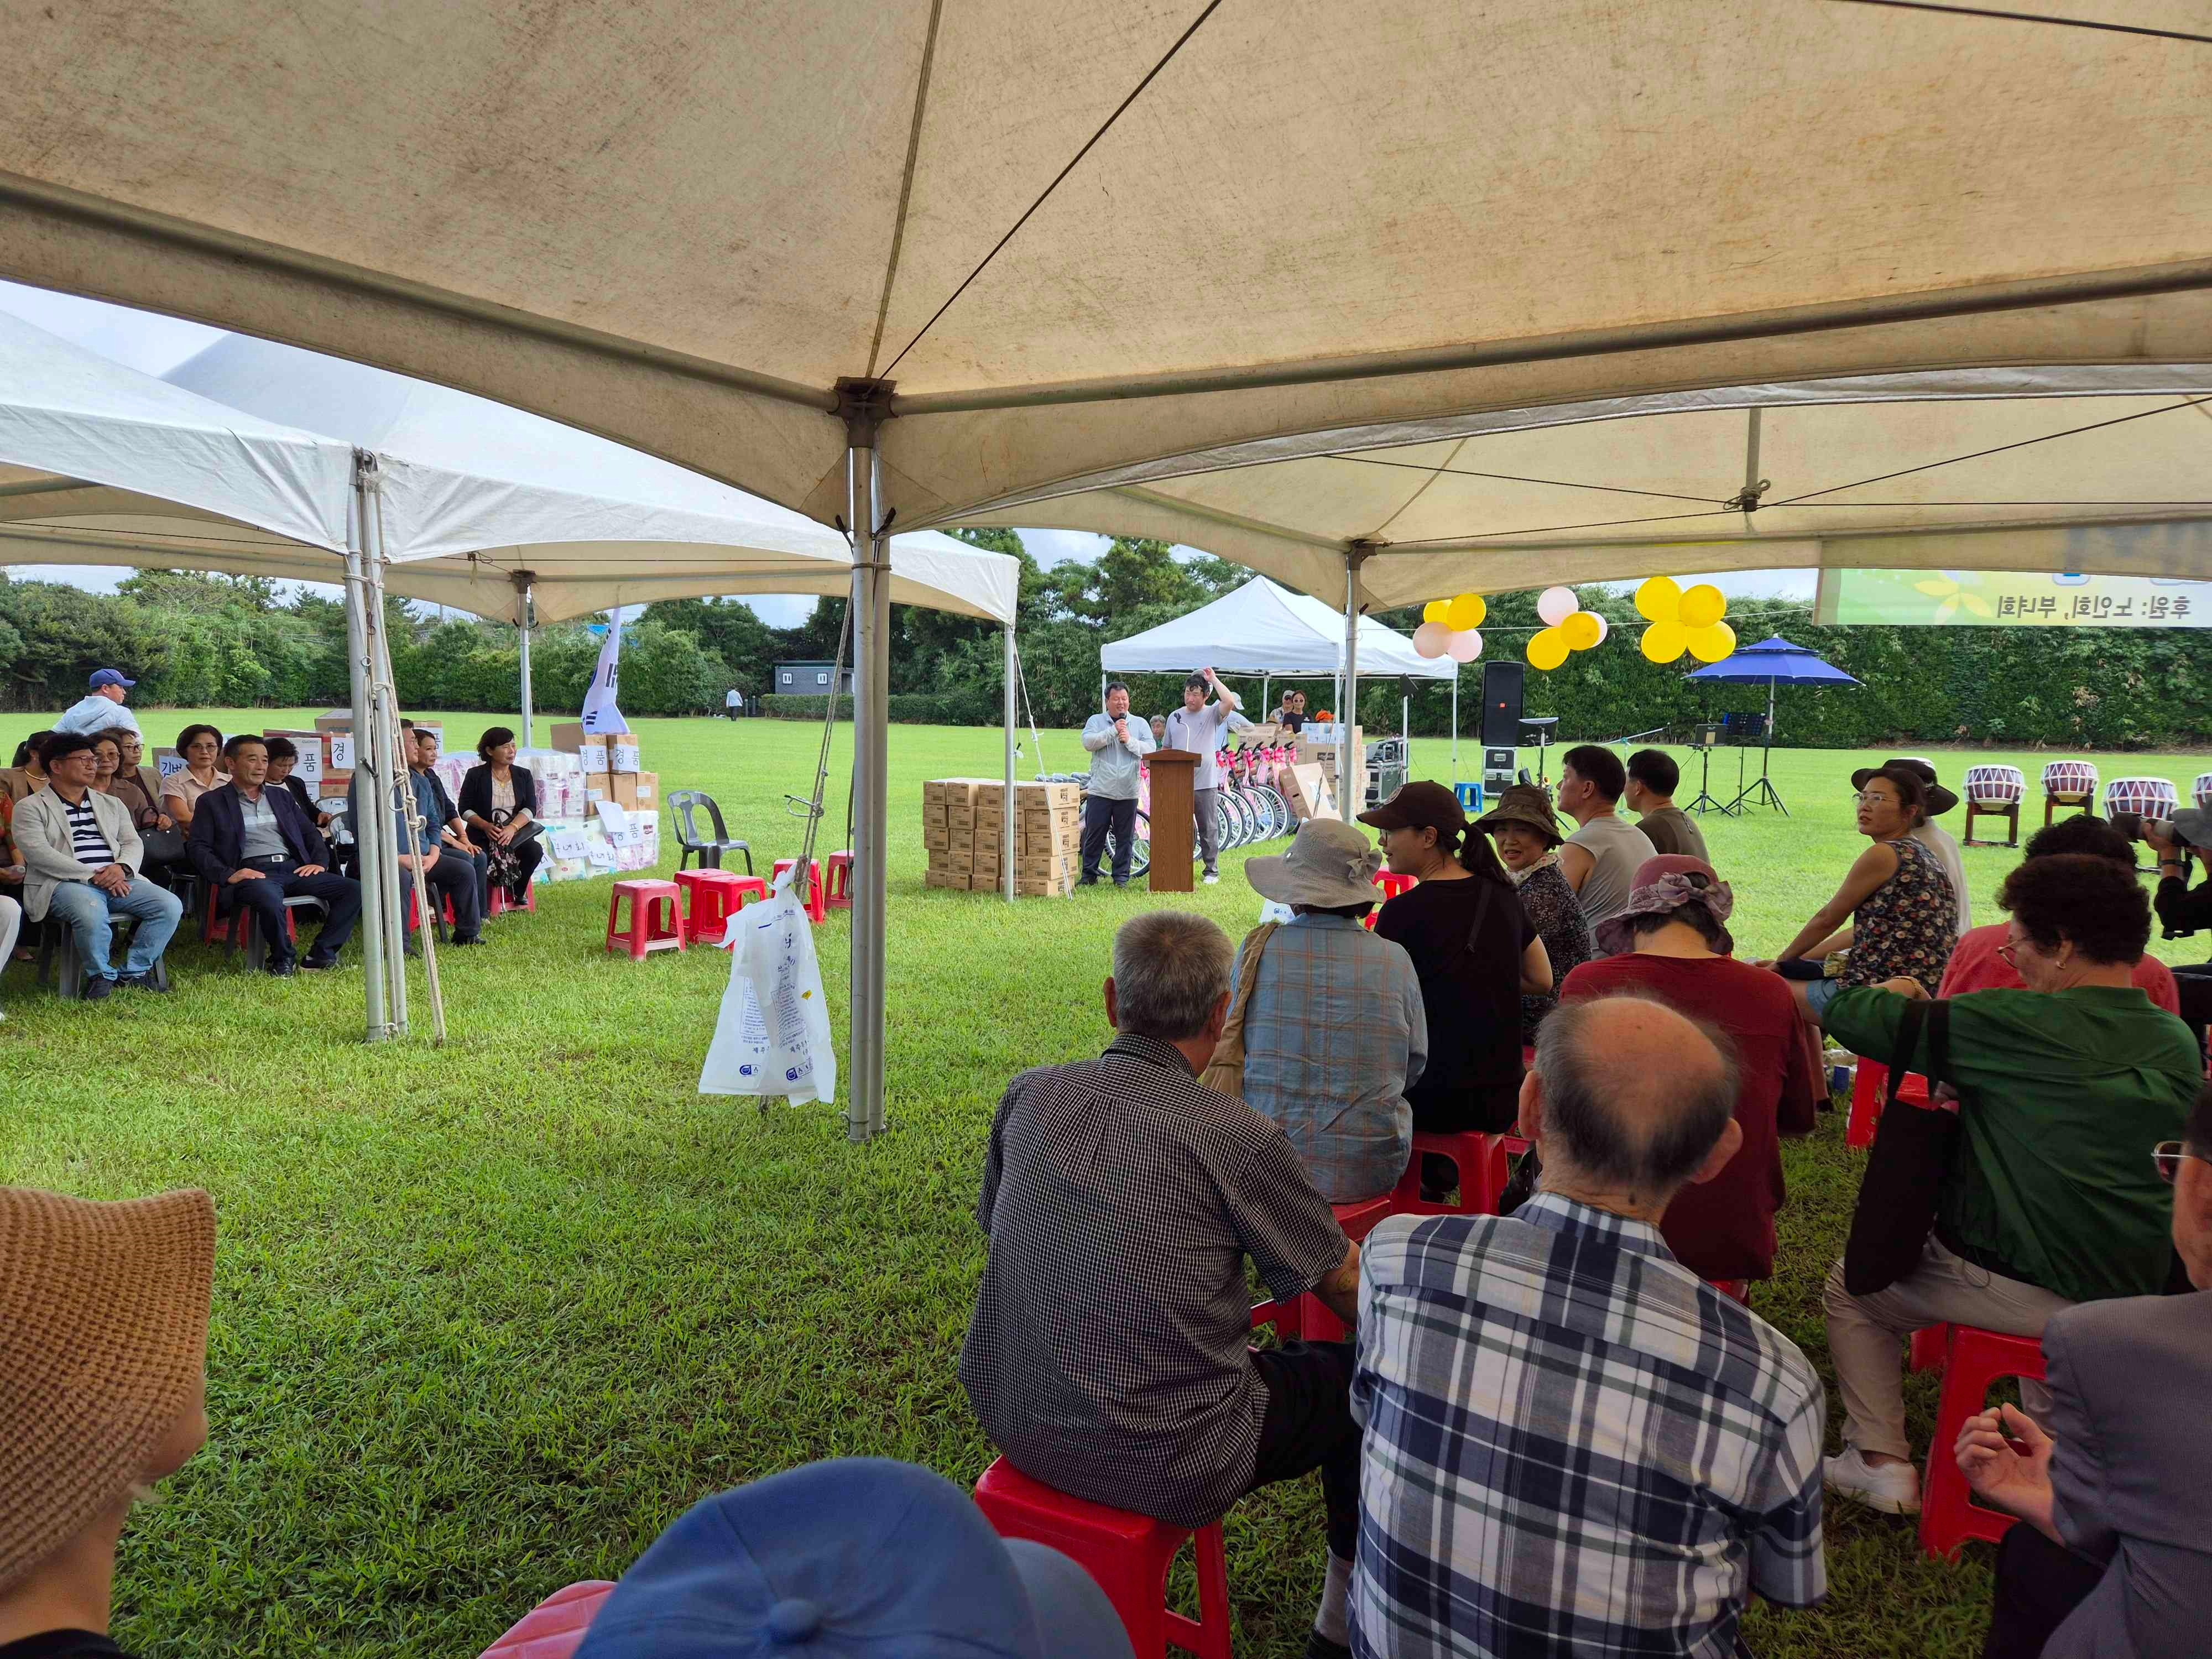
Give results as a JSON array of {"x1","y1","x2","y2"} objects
[
  {"x1": 773, "y1": 857, "x2": 830, "y2": 925},
  {"x1": 673, "y1": 867, "x2": 767, "y2": 945},
  {"x1": 1912, "y1": 1324, "x2": 1950, "y2": 1375},
  {"x1": 606, "y1": 879, "x2": 685, "y2": 960},
  {"x1": 974, "y1": 1458, "x2": 1232, "y2": 1659},
  {"x1": 487, "y1": 879, "x2": 538, "y2": 917},
  {"x1": 825, "y1": 849, "x2": 854, "y2": 910},
  {"x1": 1919, "y1": 1325, "x2": 2047, "y2": 1559},
  {"x1": 1389, "y1": 1130, "x2": 1524, "y2": 1217},
  {"x1": 1454, "y1": 781, "x2": 1484, "y2": 812},
  {"x1": 1286, "y1": 1195, "x2": 1397, "y2": 1341},
  {"x1": 667, "y1": 790, "x2": 754, "y2": 874},
  {"x1": 1846, "y1": 1058, "x2": 1931, "y2": 1150},
  {"x1": 203, "y1": 885, "x2": 325, "y2": 971},
  {"x1": 1363, "y1": 869, "x2": 1416, "y2": 930},
  {"x1": 477, "y1": 1581, "x2": 615, "y2": 1658},
  {"x1": 35, "y1": 914, "x2": 169, "y2": 999}
]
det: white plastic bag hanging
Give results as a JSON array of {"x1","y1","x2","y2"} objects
[{"x1": 698, "y1": 868, "x2": 836, "y2": 1105}]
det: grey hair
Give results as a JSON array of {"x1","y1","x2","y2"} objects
[
  {"x1": 1533, "y1": 993, "x2": 1738, "y2": 1191},
  {"x1": 1112, "y1": 911, "x2": 1234, "y2": 1041}
]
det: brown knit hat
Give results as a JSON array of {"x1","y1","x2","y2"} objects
[{"x1": 0, "y1": 1186, "x2": 215, "y2": 1591}]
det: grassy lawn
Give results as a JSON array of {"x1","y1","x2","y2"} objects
[{"x1": 4, "y1": 708, "x2": 2203, "y2": 1657}]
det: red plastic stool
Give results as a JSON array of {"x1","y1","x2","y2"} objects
[
  {"x1": 202, "y1": 885, "x2": 300, "y2": 954},
  {"x1": 1911, "y1": 1323, "x2": 1951, "y2": 1375},
  {"x1": 477, "y1": 1581, "x2": 614, "y2": 1658},
  {"x1": 1280, "y1": 1195, "x2": 1397, "y2": 1342},
  {"x1": 1708, "y1": 1280, "x2": 1750, "y2": 1304},
  {"x1": 674, "y1": 868, "x2": 766, "y2": 945},
  {"x1": 1919, "y1": 1324, "x2": 2047, "y2": 1559},
  {"x1": 1848, "y1": 1058, "x2": 1931, "y2": 1150},
  {"x1": 1363, "y1": 869, "x2": 1417, "y2": 928},
  {"x1": 825, "y1": 849, "x2": 854, "y2": 910},
  {"x1": 974, "y1": 1459, "x2": 1232, "y2": 1659},
  {"x1": 487, "y1": 879, "x2": 538, "y2": 917},
  {"x1": 606, "y1": 879, "x2": 685, "y2": 960},
  {"x1": 1390, "y1": 1130, "x2": 1523, "y2": 1217},
  {"x1": 772, "y1": 857, "x2": 829, "y2": 924}
]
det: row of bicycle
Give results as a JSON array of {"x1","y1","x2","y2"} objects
[{"x1": 1047, "y1": 744, "x2": 1306, "y2": 878}]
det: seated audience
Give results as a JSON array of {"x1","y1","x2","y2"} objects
[
  {"x1": 13, "y1": 734, "x2": 182, "y2": 1000},
  {"x1": 568, "y1": 1458, "x2": 1129, "y2": 1659},
  {"x1": 1476, "y1": 783, "x2": 1594, "y2": 1042},
  {"x1": 1561, "y1": 855, "x2": 1820, "y2": 1285},
  {"x1": 1958, "y1": 1085, "x2": 2212, "y2": 1659},
  {"x1": 1554, "y1": 744, "x2": 1657, "y2": 930},
  {"x1": 1, "y1": 732, "x2": 53, "y2": 804},
  {"x1": 159, "y1": 725, "x2": 228, "y2": 833},
  {"x1": 113, "y1": 730, "x2": 163, "y2": 817},
  {"x1": 1768, "y1": 762, "x2": 1957, "y2": 1020},
  {"x1": 1352, "y1": 995, "x2": 1825, "y2": 1655},
  {"x1": 1818, "y1": 854, "x2": 2199, "y2": 1515},
  {"x1": 187, "y1": 735, "x2": 361, "y2": 976},
  {"x1": 1363, "y1": 782, "x2": 1547, "y2": 1142},
  {"x1": 0, "y1": 1184, "x2": 214, "y2": 1659},
  {"x1": 1939, "y1": 816, "x2": 2178, "y2": 1010},
  {"x1": 1861, "y1": 757, "x2": 1973, "y2": 935},
  {"x1": 0, "y1": 789, "x2": 25, "y2": 959},
  {"x1": 90, "y1": 730, "x2": 164, "y2": 833},
  {"x1": 1624, "y1": 747, "x2": 1709, "y2": 860},
  {"x1": 49, "y1": 667, "x2": 142, "y2": 739},
  {"x1": 348, "y1": 740, "x2": 482, "y2": 948},
  {"x1": 1235, "y1": 818, "x2": 1426, "y2": 1202},
  {"x1": 457, "y1": 727, "x2": 542, "y2": 909},
  {"x1": 408, "y1": 724, "x2": 488, "y2": 912},
  {"x1": 263, "y1": 738, "x2": 333, "y2": 831},
  {"x1": 959, "y1": 911, "x2": 1362, "y2": 1656}
]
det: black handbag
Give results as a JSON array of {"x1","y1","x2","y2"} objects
[
  {"x1": 139, "y1": 824, "x2": 187, "y2": 867},
  {"x1": 1842, "y1": 998, "x2": 1962, "y2": 1297}
]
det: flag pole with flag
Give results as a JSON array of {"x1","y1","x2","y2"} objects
[{"x1": 581, "y1": 607, "x2": 631, "y2": 734}]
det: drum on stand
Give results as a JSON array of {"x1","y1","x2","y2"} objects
[
  {"x1": 2105, "y1": 776, "x2": 2178, "y2": 822},
  {"x1": 2194, "y1": 773, "x2": 2212, "y2": 812},
  {"x1": 1963, "y1": 764, "x2": 2024, "y2": 847},
  {"x1": 2042, "y1": 760, "x2": 2099, "y2": 826}
]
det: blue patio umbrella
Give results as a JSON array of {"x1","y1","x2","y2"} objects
[{"x1": 1684, "y1": 637, "x2": 1860, "y2": 815}]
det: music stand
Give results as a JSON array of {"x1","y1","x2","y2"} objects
[
  {"x1": 1724, "y1": 697, "x2": 1787, "y2": 816},
  {"x1": 1519, "y1": 717, "x2": 1558, "y2": 787},
  {"x1": 1685, "y1": 721, "x2": 1726, "y2": 816}
]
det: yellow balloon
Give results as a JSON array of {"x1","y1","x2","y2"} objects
[
  {"x1": 1634, "y1": 576, "x2": 1681, "y2": 623},
  {"x1": 1422, "y1": 599, "x2": 1448, "y2": 624},
  {"x1": 1677, "y1": 583, "x2": 1726, "y2": 630},
  {"x1": 1526, "y1": 627, "x2": 1570, "y2": 671},
  {"x1": 1687, "y1": 620, "x2": 1736, "y2": 663},
  {"x1": 1559, "y1": 610, "x2": 1603, "y2": 651},
  {"x1": 1640, "y1": 620, "x2": 1687, "y2": 664},
  {"x1": 1445, "y1": 592, "x2": 1487, "y2": 632}
]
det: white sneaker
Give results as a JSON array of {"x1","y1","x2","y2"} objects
[
  {"x1": 1202, "y1": 872, "x2": 1219, "y2": 885},
  {"x1": 1824, "y1": 1446, "x2": 1921, "y2": 1514}
]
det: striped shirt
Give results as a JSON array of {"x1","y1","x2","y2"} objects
[
  {"x1": 1234, "y1": 913, "x2": 1426, "y2": 1202},
  {"x1": 64, "y1": 793, "x2": 113, "y2": 868},
  {"x1": 1352, "y1": 1194, "x2": 1827, "y2": 1658}
]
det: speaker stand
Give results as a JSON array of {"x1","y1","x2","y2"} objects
[{"x1": 1685, "y1": 746, "x2": 1725, "y2": 816}]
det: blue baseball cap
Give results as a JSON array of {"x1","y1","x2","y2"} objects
[
  {"x1": 573, "y1": 1459, "x2": 1131, "y2": 1659},
  {"x1": 87, "y1": 668, "x2": 135, "y2": 690}
]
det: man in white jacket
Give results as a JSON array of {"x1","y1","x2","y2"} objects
[
  {"x1": 1078, "y1": 681, "x2": 1154, "y2": 888},
  {"x1": 13, "y1": 733, "x2": 181, "y2": 999}
]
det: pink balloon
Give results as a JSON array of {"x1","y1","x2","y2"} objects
[
  {"x1": 1589, "y1": 613, "x2": 1609, "y2": 645},
  {"x1": 1412, "y1": 620, "x2": 1452, "y2": 658},
  {"x1": 1537, "y1": 586, "x2": 1578, "y2": 627},
  {"x1": 1447, "y1": 628, "x2": 1483, "y2": 662}
]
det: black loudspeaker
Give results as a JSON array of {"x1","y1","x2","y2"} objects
[{"x1": 1480, "y1": 661, "x2": 1524, "y2": 746}]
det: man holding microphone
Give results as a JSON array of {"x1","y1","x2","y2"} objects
[{"x1": 1078, "y1": 681, "x2": 1154, "y2": 888}]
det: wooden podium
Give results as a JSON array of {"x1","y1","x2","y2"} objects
[{"x1": 1148, "y1": 749, "x2": 1199, "y2": 894}]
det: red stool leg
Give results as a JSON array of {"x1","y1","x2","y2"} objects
[
  {"x1": 1169, "y1": 1524, "x2": 1233, "y2": 1659},
  {"x1": 1910, "y1": 1324, "x2": 1950, "y2": 1374},
  {"x1": 1847, "y1": 1059, "x2": 1886, "y2": 1150},
  {"x1": 629, "y1": 891, "x2": 653, "y2": 960},
  {"x1": 1919, "y1": 1326, "x2": 2046, "y2": 1558},
  {"x1": 604, "y1": 889, "x2": 624, "y2": 955}
]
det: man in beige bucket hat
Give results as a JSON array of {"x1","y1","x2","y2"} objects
[{"x1": 0, "y1": 1186, "x2": 215, "y2": 1656}]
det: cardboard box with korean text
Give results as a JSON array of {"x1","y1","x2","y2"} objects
[{"x1": 609, "y1": 733, "x2": 642, "y2": 774}]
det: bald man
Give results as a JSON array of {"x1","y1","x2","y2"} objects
[{"x1": 1349, "y1": 995, "x2": 1828, "y2": 1658}]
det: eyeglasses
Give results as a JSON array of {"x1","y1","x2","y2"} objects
[
  {"x1": 1995, "y1": 940, "x2": 2020, "y2": 967},
  {"x1": 1852, "y1": 790, "x2": 1901, "y2": 806},
  {"x1": 2153, "y1": 1140, "x2": 2207, "y2": 1183}
]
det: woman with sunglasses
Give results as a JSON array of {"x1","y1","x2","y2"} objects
[{"x1": 1955, "y1": 1084, "x2": 2212, "y2": 1659}]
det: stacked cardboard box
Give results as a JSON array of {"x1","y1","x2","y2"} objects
[{"x1": 923, "y1": 778, "x2": 1080, "y2": 894}]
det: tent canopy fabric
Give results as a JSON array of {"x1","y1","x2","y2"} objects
[
  {"x1": 3, "y1": 2, "x2": 2211, "y2": 594},
  {"x1": 1100, "y1": 576, "x2": 1454, "y2": 680},
  {"x1": 1686, "y1": 637, "x2": 1861, "y2": 686}
]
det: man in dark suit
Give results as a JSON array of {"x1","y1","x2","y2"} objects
[
  {"x1": 1957, "y1": 1081, "x2": 2212, "y2": 1658},
  {"x1": 187, "y1": 734, "x2": 362, "y2": 975}
]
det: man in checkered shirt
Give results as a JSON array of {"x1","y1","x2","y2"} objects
[
  {"x1": 1351, "y1": 994, "x2": 1828, "y2": 1658},
  {"x1": 960, "y1": 910, "x2": 1369, "y2": 1656}
]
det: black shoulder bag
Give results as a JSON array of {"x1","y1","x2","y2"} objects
[{"x1": 1842, "y1": 997, "x2": 1961, "y2": 1297}]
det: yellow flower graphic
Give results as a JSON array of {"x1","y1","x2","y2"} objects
[{"x1": 1913, "y1": 574, "x2": 1996, "y2": 622}]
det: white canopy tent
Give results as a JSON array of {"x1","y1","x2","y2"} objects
[
  {"x1": 1101, "y1": 576, "x2": 1454, "y2": 681},
  {"x1": 7, "y1": 0, "x2": 2211, "y2": 1135}
]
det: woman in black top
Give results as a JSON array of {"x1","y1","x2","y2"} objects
[
  {"x1": 1360, "y1": 781, "x2": 1553, "y2": 1136},
  {"x1": 457, "y1": 727, "x2": 542, "y2": 906}
]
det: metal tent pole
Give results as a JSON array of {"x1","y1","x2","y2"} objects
[
  {"x1": 1451, "y1": 672, "x2": 1460, "y2": 784},
  {"x1": 514, "y1": 572, "x2": 536, "y2": 748},
  {"x1": 1003, "y1": 622, "x2": 1017, "y2": 904},
  {"x1": 839, "y1": 382, "x2": 892, "y2": 1142},
  {"x1": 356, "y1": 481, "x2": 409, "y2": 1037},
  {"x1": 1340, "y1": 546, "x2": 1370, "y2": 820},
  {"x1": 344, "y1": 457, "x2": 390, "y2": 1042}
]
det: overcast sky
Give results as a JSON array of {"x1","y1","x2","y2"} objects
[{"x1": 0, "y1": 278, "x2": 1815, "y2": 619}]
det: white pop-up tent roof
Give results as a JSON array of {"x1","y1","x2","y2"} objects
[{"x1": 1102, "y1": 576, "x2": 1453, "y2": 681}]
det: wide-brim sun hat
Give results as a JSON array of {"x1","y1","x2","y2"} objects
[
  {"x1": 0, "y1": 1186, "x2": 215, "y2": 1592},
  {"x1": 1473, "y1": 783, "x2": 1563, "y2": 844},
  {"x1": 1245, "y1": 817, "x2": 1385, "y2": 909},
  {"x1": 1593, "y1": 854, "x2": 1737, "y2": 957},
  {"x1": 1851, "y1": 758, "x2": 1959, "y2": 817}
]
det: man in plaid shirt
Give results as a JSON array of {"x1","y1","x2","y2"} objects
[{"x1": 1351, "y1": 994, "x2": 1827, "y2": 1657}]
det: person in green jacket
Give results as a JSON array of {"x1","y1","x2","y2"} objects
[{"x1": 1818, "y1": 853, "x2": 2199, "y2": 1518}]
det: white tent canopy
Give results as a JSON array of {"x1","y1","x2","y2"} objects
[
  {"x1": 10, "y1": 1, "x2": 2209, "y2": 1134},
  {"x1": 1102, "y1": 576, "x2": 1453, "y2": 680}
]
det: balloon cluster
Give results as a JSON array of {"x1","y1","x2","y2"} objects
[
  {"x1": 1524, "y1": 586, "x2": 1607, "y2": 672},
  {"x1": 1411, "y1": 593, "x2": 1485, "y2": 663},
  {"x1": 1633, "y1": 577, "x2": 1734, "y2": 664}
]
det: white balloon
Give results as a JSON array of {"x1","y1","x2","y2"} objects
[
  {"x1": 1537, "y1": 586, "x2": 1578, "y2": 627},
  {"x1": 1590, "y1": 613, "x2": 1609, "y2": 645},
  {"x1": 1412, "y1": 619, "x2": 1452, "y2": 658},
  {"x1": 1447, "y1": 628, "x2": 1483, "y2": 663}
]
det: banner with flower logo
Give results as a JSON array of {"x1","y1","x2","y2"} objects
[{"x1": 1814, "y1": 569, "x2": 2212, "y2": 628}]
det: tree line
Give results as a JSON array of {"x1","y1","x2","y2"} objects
[{"x1": 5, "y1": 554, "x2": 2210, "y2": 750}]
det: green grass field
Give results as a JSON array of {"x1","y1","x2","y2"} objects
[{"x1": 5, "y1": 709, "x2": 2204, "y2": 1657}]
